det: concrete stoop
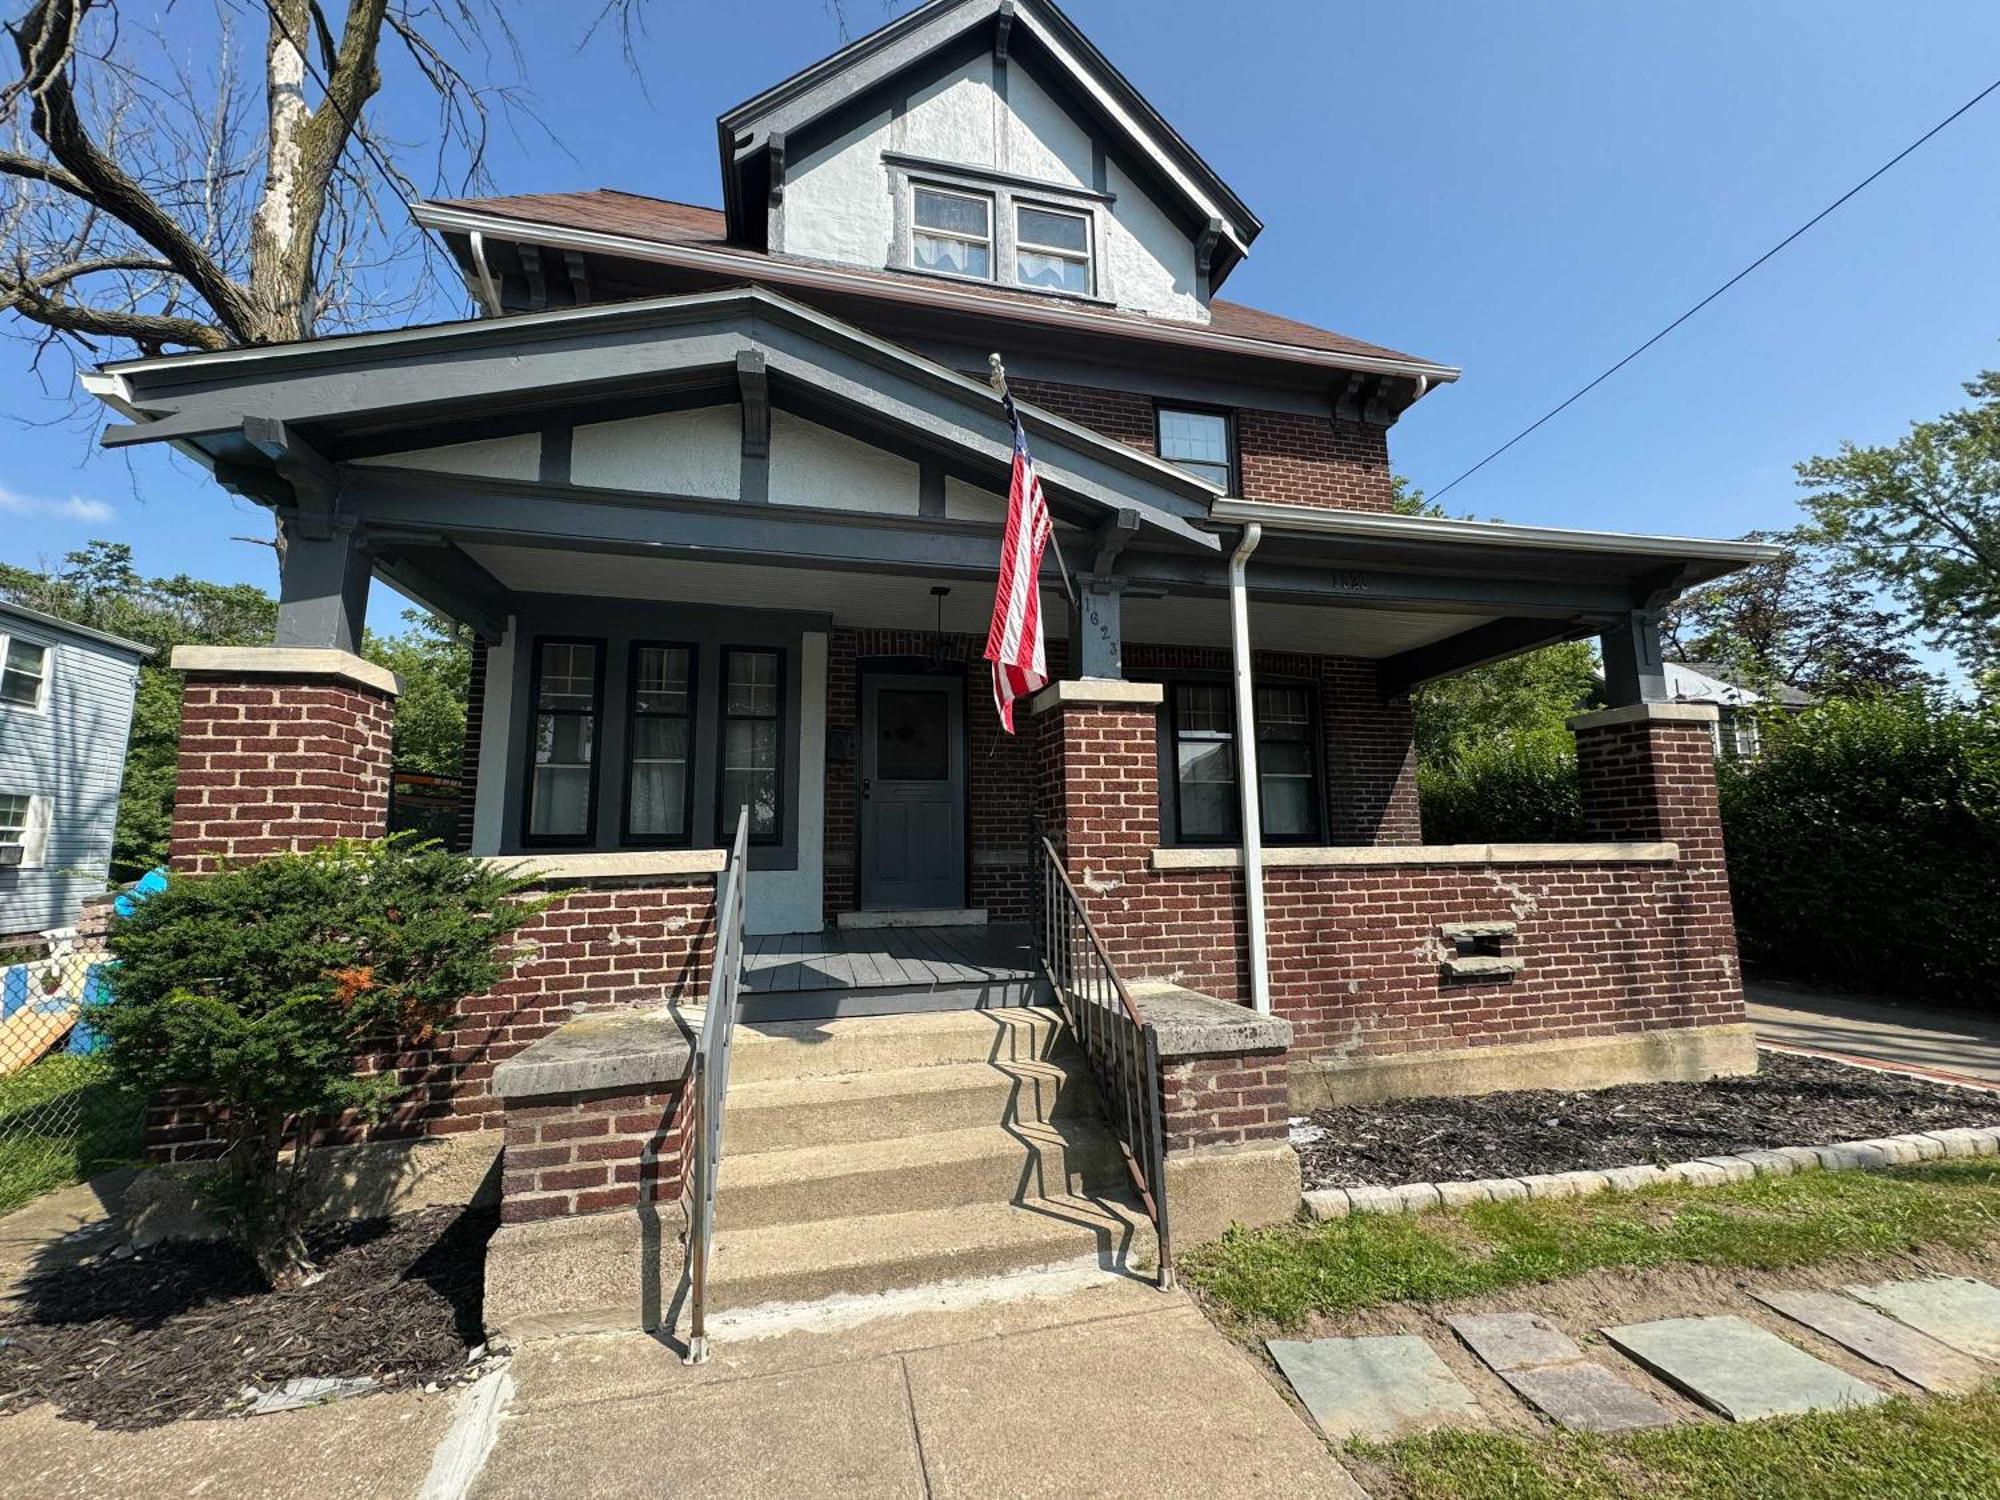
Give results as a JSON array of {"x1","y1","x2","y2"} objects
[{"x1": 486, "y1": 1007, "x2": 1157, "y2": 1341}]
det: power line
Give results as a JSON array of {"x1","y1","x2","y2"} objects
[{"x1": 1428, "y1": 72, "x2": 2000, "y2": 504}]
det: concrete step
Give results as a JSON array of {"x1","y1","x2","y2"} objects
[
  {"x1": 707, "y1": 1192, "x2": 1155, "y2": 1312},
  {"x1": 715, "y1": 1118, "x2": 1131, "y2": 1229},
  {"x1": 722, "y1": 1056, "x2": 1094, "y2": 1155},
  {"x1": 722, "y1": 1006, "x2": 1067, "y2": 1084}
]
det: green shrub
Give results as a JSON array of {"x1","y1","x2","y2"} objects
[
  {"x1": 99, "y1": 837, "x2": 538, "y2": 1278},
  {"x1": 1417, "y1": 730, "x2": 1584, "y2": 845},
  {"x1": 1719, "y1": 694, "x2": 2000, "y2": 1001}
]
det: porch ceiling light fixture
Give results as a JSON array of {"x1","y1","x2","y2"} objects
[{"x1": 929, "y1": 585, "x2": 954, "y2": 665}]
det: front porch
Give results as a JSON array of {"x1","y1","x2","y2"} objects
[{"x1": 740, "y1": 920, "x2": 1043, "y2": 1020}]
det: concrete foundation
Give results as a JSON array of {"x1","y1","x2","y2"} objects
[
  {"x1": 1162, "y1": 1141, "x2": 1302, "y2": 1247},
  {"x1": 484, "y1": 1200, "x2": 691, "y2": 1341},
  {"x1": 1289, "y1": 1023, "x2": 1758, "y2": 1110}
]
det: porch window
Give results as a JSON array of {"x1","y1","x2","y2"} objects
[
  {"x1": 1156, "y1": 408, "x2": 1232, "y2": 490},
  {"x1": 912, "y1": 187, "x2": 993, "y2": 281},
  {"x1": 1167, "y1": 680, "x2": 1323, "y2": 844},
  {"x1": 720, "y1": 648, "x2": 783, "y2": 844},
  {"x1": 1014, "y1": 204, "x2": 1091, "y2": 294},
  {"x1": 0, "y1": 635, "x2": 49, "y2": 711},
  {"x1": 624, "y1": 643, "x2": 695, "y2": 844},
  {"x1": 525, "y1": 639, "x2": 600, "y2": 844}
]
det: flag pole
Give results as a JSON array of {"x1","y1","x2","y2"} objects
[{"x1": 989, "y1": 353, "x2": 1078, "y2": 611}]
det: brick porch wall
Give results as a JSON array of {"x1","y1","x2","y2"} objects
[{"x1": 499, "y1": 1080, "x2": 694, "y2": 1224}]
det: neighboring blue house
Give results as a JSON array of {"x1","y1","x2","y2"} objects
[{"x1": 0, "y1": 601, "x2": 149, "y2": 942}]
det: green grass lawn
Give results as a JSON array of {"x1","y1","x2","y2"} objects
[
  {"x1": 0, "y1": 1054, "x2": 143, "y2": 1216},
  {"x1": 1362, "y1": 1389, "x2": 2000, "y2": 1499},
  {"x1": 1183, "y1": 1162, "x2": 2000, "y2": 1327}
]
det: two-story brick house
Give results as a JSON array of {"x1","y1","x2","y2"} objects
[{"x1": 90, "y1": 0, "x2": 1776, "y2": 1337}]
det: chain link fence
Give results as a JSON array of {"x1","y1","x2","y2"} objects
[{"x1": 0, "y1": 909, "x2": 137, "y2": 1216}]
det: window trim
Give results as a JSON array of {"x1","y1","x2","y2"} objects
[
  {"x1": 893, "y1": 165, "x2": 1111, "y2": 303},
  {"x1": 0, "y1": 791, "x2": 49, "y2": 868},
  {"x1": 910, "y1": 183, "x2": 996, "y2": 284},
  {"x1": 1162, "y1": 674, "x2": 1324, "y2": 847},
  {"x1": 519, "y1": 635, "x2": 606, "y2": 850},
  {"x1": 716, "y1": 644, "x2": 788, "y2": 848},
  {"x1": 1012, "y1": 199, "x2": 1094, "y2": 297},
  {"x1": 1154, "y1": 403, "x2": 1237, "y2": 494},
  {"x1": 0, "y1": 631, "x2": 52, "y2": 716},
  {"x1": 619, "y1": 640, "x2": 699, "y2": 849}
]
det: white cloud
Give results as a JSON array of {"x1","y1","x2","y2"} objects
[{"x1": 0, "y1": 484, "x2": 115, "y2": 525}]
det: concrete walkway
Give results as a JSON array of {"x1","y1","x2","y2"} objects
[
  {"x1": 1746, "y1": 981, "x2": 2000, "y2": 1087},
  {"x1": 474, "y1": 1274, "x2": 1363, "y2": 1500}
]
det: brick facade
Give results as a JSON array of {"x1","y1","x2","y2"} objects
[
  {"x1": 1005, "y1": 377, "x2": 1396, "y2": 514},
  {"x1": 1159, "y1": 1048, "x2": 1291, "y2": 1154},
  {"x1": 1033, "y1": 693, "x2": 1746, "y2": 1070},
  {"x1": 170, "y1": 671, "x2": 394, "y2": 874},
  {"x1": 498, "y1": 1080, "x2": 693, "y2": 1224}
]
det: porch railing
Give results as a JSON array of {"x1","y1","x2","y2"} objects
[
  {"x1": 1029, "y1": 825, "x2": 1173, "y2": 1290},
  {"x1": 685, "y1": 806, "x2": 751, "y2": 1364}
]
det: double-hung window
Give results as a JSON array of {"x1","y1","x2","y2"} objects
[
  {"x1": 1014, "y1": 203, "x2": 1091, "y2": 294},
  {"x1": 625, "y1": 644, "x2": 695, "y2": 845},
  {"x1": 525, "y1": 639, "x2": 600, "y2": 844},
  {"x1": 0, "y1": 635, "x2": 49, "y2": 712},
  {"x1": 720, "y1": 648, "x2": 784, "y2": 844},
  {"x1": 912, "y1": 187, "x2": 993, "y2": 281},
  {"x1": 1167, "y1": 681, "x2": 1322, "y2": 844},
  {"x1": 0, "y1": 792, "x2": 45, "y2": 867},
  {"x1": 1157, "y1": 408, "x2": 1233, "y2": 490}
]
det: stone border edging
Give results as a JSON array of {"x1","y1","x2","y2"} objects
[
  {"x1": 1152, "y1": 840, "x2": 1679, "y2": 871},
  {"x1": 1301, "y1": 1124, "x2": 2000, "y2": 1220}
]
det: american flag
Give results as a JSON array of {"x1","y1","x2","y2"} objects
[{"x1": 983, "y1": 392, "x2": 1053, "y2": 733}]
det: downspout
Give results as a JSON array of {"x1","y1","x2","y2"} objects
[
  {"x1": 1228, "y1": 522, "x2": 1271, "y2": 1016},
  {"x1": 467, "y1": 230, "x2": 502, "y2": 316}
]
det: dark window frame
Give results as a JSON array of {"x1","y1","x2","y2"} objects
[
  {"x1": 619, "y1": 639, "x2": 699, "y2": 849},
  {"x1": 717, "y1": 644, "x2": 787, "y2": 847},
  {"x1": 1162, "y1": 673, "x2": 1324, "y2": 847},
  {"x1": 520, "y1": 635, "x2": 606, "y2": 850},
  {"x1": 1154, "y1": 402, "x2": 1238, "y2": 494}
]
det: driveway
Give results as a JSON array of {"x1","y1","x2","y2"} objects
[{"x1": 1747, "y1": 981, "x2": 2000, "y2": 1088}]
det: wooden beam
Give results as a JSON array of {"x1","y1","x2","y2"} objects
[
  {"x1": 737, "y1": 348, "x2": 771, "y2": 459},
  {"x1": 1379, "y1": 616, "x2": 1598, "y2": 701}
]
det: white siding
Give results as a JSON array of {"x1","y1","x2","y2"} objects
[
  {"x1": 571, "y1": 405, "x2": 741, "y2": 499},
  {"x1": 786, "y1": 109, "x2": 898, "y2": 269},
  {"x1": 944, "y1": 476, "x2": 1008, "y2": 522},
  {"x1": 767, "y1": 410, "x2": 921, "y2": 515},
  {"x1": 351, "y1": 433, "x2": 540, "y2": 480},
  {"x1": 0, "y1": 621, "x2": 140, "y2": 935},
  {"x1": 745, "y1": 630, "x2": 826, "y2": 936}
]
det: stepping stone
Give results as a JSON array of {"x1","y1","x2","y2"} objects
[
  {"x1": 1450, "y1": 1312, "x2": 1674, "y2": 1433},
  {"x1": 1603, "y1": 1316, "x2": 1885, "y2": 1422},
  {"x1": 1846, "y1": 1277, "x2": 2000, "y2": 1363},
  {"x1": 1268, "y1": 1335, "x2": 1485, "y2": 1441},
  {"x1": 1755, "y1": 1288, "x2": 1989, "y2": 1394}
]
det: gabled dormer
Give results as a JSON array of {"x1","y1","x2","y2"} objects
[{"x1": 716, "y1": 0, "x2": 1258, "y2": 324}]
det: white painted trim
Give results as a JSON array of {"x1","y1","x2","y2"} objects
[
  {"x1": 469, "y1": 622, "x2": 516, "y2": 856},
  {"x1": 1151, "y1": 841, "x2": 1680, "y2": 871},
  {"x1": 1027, "y1": 677, "x2": 1164, "y2": 712},
  {"x1": 170, "y1": 645, "x2": 400, "y2": 697},
  {"x1": 0, "y1": 629, "x2": 52, "y2": 717},
  {"x1": 1567, "y1": 702, "x2": 1721, "y2": 730},
  {"x1": 746, "y1": 629, "x2": 828, "y2": 935},
  {"x1": 484, "y1": 849, "x2": 727, "y2": 883}
]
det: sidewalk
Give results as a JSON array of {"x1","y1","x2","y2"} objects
[
  {"x1": 1746, "y1": 981, "x2": 2000, "y2": 1087},
  {"x1": 472, "y1": 1273, "x2": 1361, "y2": 1500}
]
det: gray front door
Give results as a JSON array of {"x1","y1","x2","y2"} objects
[{"x1": 859, "y1": 673, "x2": 966, "y2": 910}]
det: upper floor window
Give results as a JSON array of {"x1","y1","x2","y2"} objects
[
  {"x1": 1157, "y1": 408, "x2": 1232, "y2": 490},
  {"x1": 1015, "y1": 204, "x2": 1091, "y2": 294},
  {"x1": 912, "y1": 186, "x2": 993, "y2": 281},
  {"x1": 0, "y1": 635, "x2": 49, "y2": 712}
]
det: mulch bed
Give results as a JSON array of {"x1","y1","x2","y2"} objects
[
  {"x1": 1297, "y1": 1052, "x2": 2000, "y2": 1191},
  {"x1": 0, "y1": 1204, "x2": 496, "y2": 1429}
]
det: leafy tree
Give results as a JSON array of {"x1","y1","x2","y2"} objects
[
  {"x1": 99, "y1": 837, "x2": 537, "y2": 1278},
  {"x1": 1662, "y1": 530, "x2": 1933, "y2": 700},
  {"x1": 1411, "y1": 642, "x2": 1599, "y2": 766},
  {"x1": 1797, "y1": 369, "x2": 2000, "y2": 679},
  {"x1": 364, "y1": 609, "x2": 471, "y2": 776}
]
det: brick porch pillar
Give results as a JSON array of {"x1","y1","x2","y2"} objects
[
  {"x1": 1569, "y1": 701, "x2": 1749, "y2": 1035},
  {"x1": 168, "y1": 647, "x2": 399, "y2": 874},
  {"x1": 1031, "y1": 678, "x2": 1164, "y2": 974}
]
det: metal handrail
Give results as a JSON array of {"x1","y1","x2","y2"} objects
[
  {"x1": 1030, "y1": 827, "x2": 1173, "y2": 1290},
  {"x1": 685, "y1": 806, "x2": 751, "y2": 1364}
]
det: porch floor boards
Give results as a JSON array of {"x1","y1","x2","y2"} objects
[{"x1": 742, "y1": 922, "x2": 1037, "y2": 996}]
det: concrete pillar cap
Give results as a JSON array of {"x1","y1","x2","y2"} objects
[
  {"x1": 1567, "y1": 701, "x2": 1718, "y2": 732},
  {"x1": 170, "y1": 645, "x2": 400, "y2": 698},
  {"x1": 1026, "y1": 677, "x2": 1165, "y2": 714}
]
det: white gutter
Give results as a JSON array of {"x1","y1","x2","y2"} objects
[
  {"x1": 467, "y1": 230, "x2": 502, "y2": 316},
  {"x1": 1227, "y1": 521, "x2": 1271, "y2": 1017}
]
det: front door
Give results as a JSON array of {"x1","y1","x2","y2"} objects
[{"x1": 859, "y1": 673, "x2": 966, "y2": 910}]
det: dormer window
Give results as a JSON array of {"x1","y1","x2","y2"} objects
[
  {"x1": 1015, "y1": 204, "x2": 1091, "y2": 294},
  {"x1": 912, "y1": 187, "x2": 993, "y2": 281}
]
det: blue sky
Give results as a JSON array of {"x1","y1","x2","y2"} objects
[{"x1": 3, "y1": 0, "x2": 1998, "y2": 648}]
